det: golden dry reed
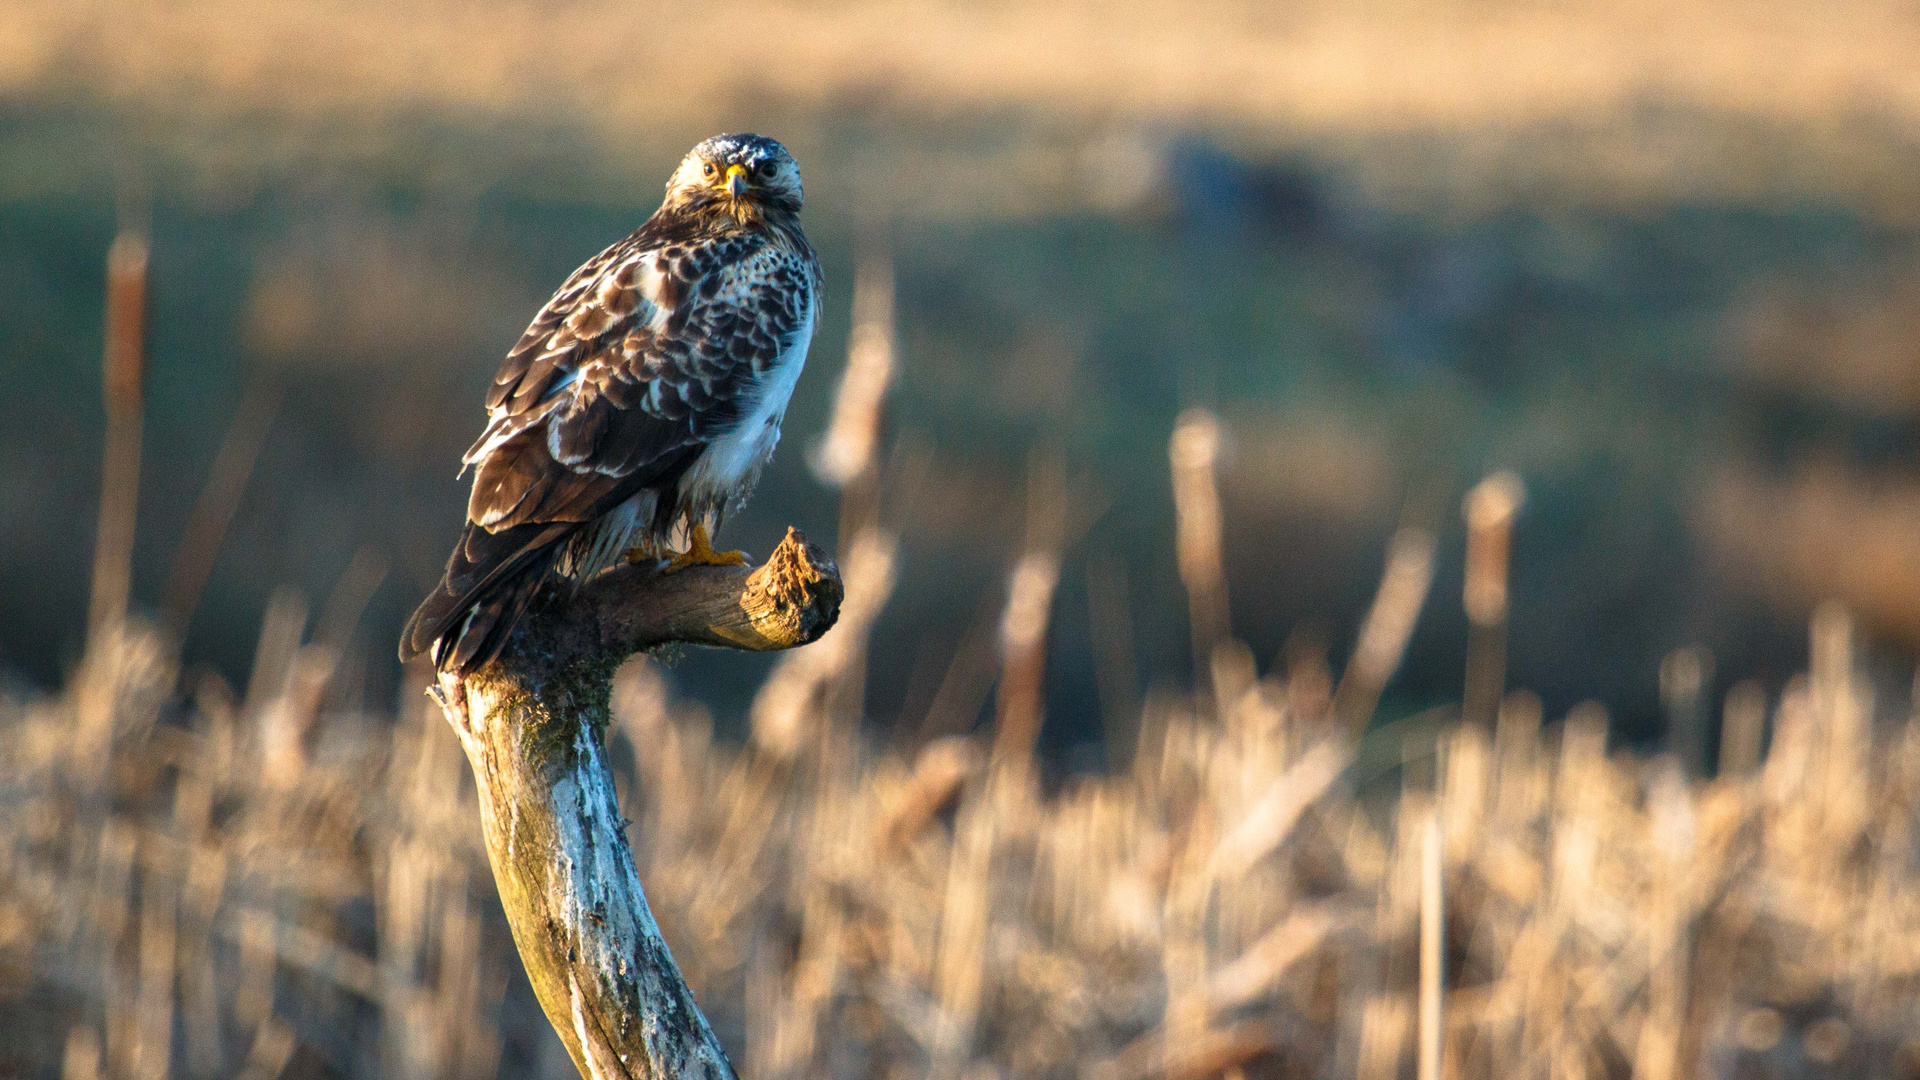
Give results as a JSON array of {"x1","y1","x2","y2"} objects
[
  {"x1": 8, "y1": 254, "x2": 1920, "y2": 1078},
  {"x1": 12, "y1": 478, "x2": 1920, "y2": 1077}
]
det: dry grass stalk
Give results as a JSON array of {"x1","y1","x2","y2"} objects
[
  {"x1": 1659, "y1": 646, "x2": 1713, "y2": 773},
  {"x1": 160, "y1": 381, "x2": 281, "y2": 638},
  {"x1": 812, "y1": 248, "x2": 895, "y2": 492},
  {"x1": 1461, "y1": 473, "x2": 1524, "y2": 728},
  {"x1": 87, "y1": 231, "x2": 148, "y2": 646},
  {"x1": 1170, "y1": 410, "x2": 1228, "y2": 680},
  {"x1": 1417, "y1": 813, "x2": 1443, "y2": 1080},
  {"x1": 75, "y1": 232, "x2": 150, "y2": 807},
  {"x1": 992, "y1": 550, "x2": 1061, "y2": 781},
  {"x1": 1335, "y1": 527, "x2": 1437, "y2": 734},
  {"x1": 1632, "y1": 764, "x2": 1693, "y2": 1080}
]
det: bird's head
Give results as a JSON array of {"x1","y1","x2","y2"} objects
[{"x1": 664, "y1": 133, "x2": 803, "y2": 221}]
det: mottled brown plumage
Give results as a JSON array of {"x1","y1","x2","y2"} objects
[{"x1": 402, "y1": 134, "x2": 822, "y2": 671}]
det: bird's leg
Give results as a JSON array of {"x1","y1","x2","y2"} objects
[
  {"x1": 624, "y1": 539, "x2": 659, "y2": 565},
  {"x1": 664, "y1": 519, "x2": 748, "y2": 573}
]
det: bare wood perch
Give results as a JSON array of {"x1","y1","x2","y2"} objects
[{"x1": 428, "y1": 527, "x2": 842, "y2": 1080}]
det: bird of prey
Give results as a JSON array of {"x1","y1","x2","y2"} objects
[{"x1": 401, "y1": 133, "x2": 822, "y2": 672}]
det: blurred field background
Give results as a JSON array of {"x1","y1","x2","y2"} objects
[{"x1": 8, "y1": 0, "x2": 1920, "y2": 1076}]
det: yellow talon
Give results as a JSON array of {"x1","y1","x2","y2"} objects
[{"x1": 664, "y1": 521, "x2": 748, "y2": 573}]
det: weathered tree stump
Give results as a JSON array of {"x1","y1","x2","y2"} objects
[{"x1": 427, "y1": 527, "x2": 842, "y2": 1079}]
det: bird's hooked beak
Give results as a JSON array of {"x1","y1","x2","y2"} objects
[{"x1": 722, "y1": 163, "x2": 749, "y2": 198}]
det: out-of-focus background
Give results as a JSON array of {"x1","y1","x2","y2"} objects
[{"x1": 8, "y1": 2, "x2": 1920, "y2": 1077}]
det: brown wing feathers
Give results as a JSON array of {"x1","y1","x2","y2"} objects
[
  {"x1": 402, "y1": 446, "x2": 701, "y2": 671},
  {"x1": 401, "y1": 201, "x2": 812, "y2": 671}
]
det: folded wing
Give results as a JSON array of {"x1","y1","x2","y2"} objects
[{"x1": 400, "y1": 227, "x2": 807, "y2": 669}]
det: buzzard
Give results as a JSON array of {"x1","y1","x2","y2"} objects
[{"x1": 401, "y1": 133, "x2": 822, "y2": 672}]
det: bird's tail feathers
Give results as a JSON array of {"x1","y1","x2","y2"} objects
[{"x1": 399, "y1": 520, "x2": 577, "y2": 673}]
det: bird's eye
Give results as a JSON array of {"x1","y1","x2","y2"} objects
[
  {"x1": 759, "y1": 161, "x2": 778, "y2": 177},
  {"x1": 701, "y1": 162, "x2": 715, "y2": 177}
]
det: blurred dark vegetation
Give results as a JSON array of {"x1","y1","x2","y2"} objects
[{"x1": 8, "y1": 95, "x2": 1920, "y2": 756}]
